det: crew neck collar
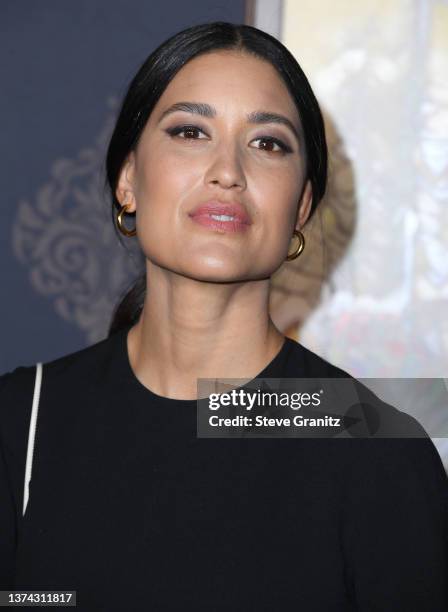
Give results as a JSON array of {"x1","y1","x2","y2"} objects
[{"x1": 114, "y1": 323, "x2": 295, "y2": 406}]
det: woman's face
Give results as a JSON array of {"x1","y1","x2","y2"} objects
[{"x1": 117, "y1": 50, "x2": 312, "y2": 282}]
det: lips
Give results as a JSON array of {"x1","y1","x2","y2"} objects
[{"x1": 188, "y1": 201, "x2": 252, "y2": 225}]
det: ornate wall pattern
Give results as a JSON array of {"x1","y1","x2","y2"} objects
[{"x1": 12, "y1": 98, "x2": 143, "y2": 344}]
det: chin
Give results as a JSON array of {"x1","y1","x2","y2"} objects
[{"x1": 178, "y1": 262, "x2": 250, "y2": 284}]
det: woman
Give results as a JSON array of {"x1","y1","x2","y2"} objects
[{"x1": 1, "y1": 21, "x2": 447, "y2": 611}]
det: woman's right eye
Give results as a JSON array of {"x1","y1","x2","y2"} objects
[{"x1": 165, "y1": 125, "x2": 208, "y2": 139}]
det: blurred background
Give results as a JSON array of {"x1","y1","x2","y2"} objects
[{"x1": 1, "y1": 1, "x2": 447, "y2": 463}]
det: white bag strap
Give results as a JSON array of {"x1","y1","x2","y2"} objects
[{"x1": 23, "y1": 362, "x2": 43, "y2": 516}]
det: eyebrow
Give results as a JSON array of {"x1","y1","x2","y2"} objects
[{"x1": 157, "y1": 101, "x2": 301, "y2": 145}]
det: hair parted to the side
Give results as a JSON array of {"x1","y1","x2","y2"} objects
[{"x1": 105, "y1": 21, "x2": 328, "y2": 337}]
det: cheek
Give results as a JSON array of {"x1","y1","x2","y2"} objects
[
  {"x1": 133, "y1": 151, "x2": 203, "y2": 258},
  {"x1": 251, "y1": 164, "x2": 302, "y2": 231},
  {"x1": 136, "y1": 152, "x2": 187, "y2": 205},
  {"x1": 134, "y1": 151, "x2": 197, "y2": 223}
]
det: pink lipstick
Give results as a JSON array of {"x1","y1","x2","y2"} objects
[{"x1": 188, "y1": 201, "x2": 252, "y2": 233}]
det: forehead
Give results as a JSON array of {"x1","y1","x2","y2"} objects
[{"x1": 153, "y1": 50, "x2": 299, "y2": 122}]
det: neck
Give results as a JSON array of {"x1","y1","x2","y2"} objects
[{"x1": 126, "y1": 266, "x2": 285, "y2": 400}]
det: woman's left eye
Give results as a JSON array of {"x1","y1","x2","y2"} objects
[{"x1": 251, "y1": 137, "x2": 292, "y2": 154}]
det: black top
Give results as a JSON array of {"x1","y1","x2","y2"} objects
[{"x1": 1, "y1": 325, "x2": 447, "y2": 611}]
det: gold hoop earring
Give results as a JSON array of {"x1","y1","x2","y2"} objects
[
  {"x1": 117, "y1": 204, "x2": 137, "y2": 237},
  {"x1": 286, "y1": 229, "x2": 305, "y2": 261}
]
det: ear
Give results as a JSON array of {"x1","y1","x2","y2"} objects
[
  {"x1": 295, "y1": 179, "x2": 313, "y2": 229},
  {"x1": 115, "y1": 152, "x2": 137, "y2": 212}
]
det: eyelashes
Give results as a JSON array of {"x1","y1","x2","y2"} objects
[
  {"x1": 252, "y1": 135, "x2": 293, "y2": 154},
  {"x1": 164, "y1": 124, "x2": 293, "y2": 154},
  {"x1": 166, "y1": 125, "x2": 206, "y2": 141}
]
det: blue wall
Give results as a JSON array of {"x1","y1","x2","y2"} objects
[{"x1": 1, "y1": 0, "x2": 247, "y2": 373}]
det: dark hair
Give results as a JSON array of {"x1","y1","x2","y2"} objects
[{"x1": 106, "y1": 21, "x2": 328, "y2": 336}]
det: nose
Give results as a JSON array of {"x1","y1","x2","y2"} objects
[{"x1": 204, "y1": 140, "x2": 247, "y2": 191}]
